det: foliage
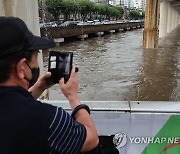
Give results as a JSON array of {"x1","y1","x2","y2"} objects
[
  {"x1": 111, "y1": 6, "x2": 124, "y2": 19},
  {"x1": 96, "y1": 4, "x2": 106, "y2": 15},
  {"x1": 129, "y1": 10, "x2": 144, "y2": 20},
  {"x1": 60, "y1": 0, "x2": 79, "y2": 20},
  {"x1": 77, "y1": 0, "x2": 95, "y2": 20},
  {"x1": 45, "y1": 0, "x2": 62, "y2": 20},
  {"x1": 45, "y1": 0, "x2": 125, "y2": 21}
]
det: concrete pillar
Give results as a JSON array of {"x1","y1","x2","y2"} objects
[
  {"x1": 166, "y1": 4, "x2": 180, "y2": 34},
  {"x1": 172, "y1": 8, "x2": 175, "y2": 30},
  {"x1": 143, "y1": 0, "x2": 160, "y2": 48},
  {"x1": 167, "y1": 2, "x2": 172, "y2": 34},
  {"x1": 109, "y1": 30, "x2": 116, "y2": 34},
  {"x1": 54, "y1": 38, "x2": 64, "y2": 46},
  {"x1": 159, "y1": 0, "x2": 168, "y2": 38},
  {"x1": 0, "y1": 0, "x2": 40, "y2": 43},
  {"x1": 175, "y1": 9, "x2": 179, "y2": 28},
  {"x1": 78, "y1": 34, "x2": 88, "y2": 40},
  {"x1": 96, "y1": 32, "x2": 104, "y2": 37},
  {"x1": 0, "y1": 0, "x2": 43, "y2": 72},
  {"x1": 176, "y1": 10, "x2": 179, "y2": 26},
  {"x1": 160, "y1": 0, "x2": 180, "y2": 38},
  {"x1": 174, "y1": 10, "x2": 176, "y2": 28},
  {"x1": 0, "y1": 0, "x2": 48, "y2": 99}
]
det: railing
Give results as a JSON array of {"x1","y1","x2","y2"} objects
[
  {"x1": 42, "y1": 100, "x2": 180, "y2": 113},
  {"x1": 41, "y1": 100, "x2": 180, "y2": 153}
]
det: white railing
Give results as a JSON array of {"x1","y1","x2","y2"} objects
[{"x1": 41, "y1": 100, "x2": 180, "y2": 113}]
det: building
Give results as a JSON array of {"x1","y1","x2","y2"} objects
[
  {"x1": 93, "y1": 0, "x2": 108, "y2": 5},
  {"x1": 141, "y1": 0, "x2": 146, "y2": 10},
  {"x1": 90, "y1": 0, "x2": 131, "y2": 7},
  {"x1": 132, "y1": 0, "x2": 146, "y2": 9},
  {"x1": 117, "y1": 0, "x2": 133, "y2": 8},
  {"x1": 118, "y1": 0, "x2": 145, "y2": 9}
]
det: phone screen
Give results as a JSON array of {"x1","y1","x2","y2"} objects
[
  {"x1": 58, "y1": 54, "x2": 71, "y2": 75},
  {"x1": 48, "y1": 51, "x2": 73, "y2": 83}
]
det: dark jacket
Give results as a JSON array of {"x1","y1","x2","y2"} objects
[{"x1": 0, "y1": 86, "x2": 55, "y2": 154}]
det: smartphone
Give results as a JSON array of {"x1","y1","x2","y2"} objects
[{"x1": 48, "y1": 51, "x2": 73, "y2": 83}]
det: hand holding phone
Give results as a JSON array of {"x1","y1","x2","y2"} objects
[{"x1": 48, "y1": 51, "x2": 73, "y2": 83}]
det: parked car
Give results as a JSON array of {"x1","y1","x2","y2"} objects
[
  {"x1": 40, "y1": 22, "x2": 57, "y2": 28},
  {"x1": 60, "y1": 21, "x2": 77, "y2": 27},
  {"x1": 40, "y1": 22, "x2": 46, "y2": 28},
  {"x1": 102, "y1": 20, "x2": 110, "y2": 25},
  {"x1": 93, "y1": 20, "x2": 101, "y2": 25},
  {"x1": 86, "y1": 21, "x2": 94, "y2": 25}
]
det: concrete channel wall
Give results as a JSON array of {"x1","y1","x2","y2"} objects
[{"x1": 40, "y1": 22, "x2": 144, "y2": 42}]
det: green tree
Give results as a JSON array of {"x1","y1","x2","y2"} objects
[
  {"x1": 140, "y1": 10, "x2": 145, "y2": 19},
  {"x1": 77, "y1": 0, "x2": 95, "y2": 21},
  {"x1": 115, "y1": 6, "x2": 124, "y2": 19},
  {"x1": 60, "y1": 0, "x2": 80, "y2": 21},
  {"x1": 45, "y1": 0, "x2": 124, "y2": 22},
  {"x1": 45, "y1": 0, "x2": 62, "y2": 20},
  {"x1": 111, "y1": 6, "x2": 124, "y2": 20},
  {"x1": 129, "y1": 10, "x2": 144, "y2": 20},
  {"x1": 96, "y1": 4, "x2": 106, "y2": 20},
  {"x1": 105, "y1": 6, "x2": 111, "y2": 20},
  {"x1": 106, "y1": 7, "x2": 118, "y2": 20}
]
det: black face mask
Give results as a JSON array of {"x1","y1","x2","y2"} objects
[{"x1": 25, "y1": 62, "x2": 40, "y2": 87}]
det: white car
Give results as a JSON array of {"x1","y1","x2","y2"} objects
[
  {"x1": 40, "y1": 22, "x2": 57, "y2": 28},
  {"x1": 60, "y1": 21, "x2": 77, "y2": 27}
]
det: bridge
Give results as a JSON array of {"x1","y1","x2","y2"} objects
[{"x1": 143, "y1": 0, "x2": 180, "y2": 48}]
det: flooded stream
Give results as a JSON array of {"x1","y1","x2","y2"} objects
[{"x1": 43, "y1": 27, "x2": 180, "y2": 101}]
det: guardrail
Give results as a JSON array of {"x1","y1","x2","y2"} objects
[
  {"x1": 41, "y1": 100, "x2": 180, "y2": 154},
  {"x1": 42, "y1": 100, "x2": 180, "y2": 113}
]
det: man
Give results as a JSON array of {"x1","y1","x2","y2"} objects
[{"x1": 0, "y1": 16, "x2": 99, "y2": 154}]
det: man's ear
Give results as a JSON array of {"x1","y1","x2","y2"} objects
[{"x1": 15, "y1": 58, "x2": 27, "y2": 79}]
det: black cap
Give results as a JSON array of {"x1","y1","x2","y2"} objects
[{"x1": 0, "y1": 16, "x2": 55, "y2": 57}]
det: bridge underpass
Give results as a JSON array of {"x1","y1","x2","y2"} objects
[{"x1": 143, "y1": 0, "x2": 180, "y2": 48}]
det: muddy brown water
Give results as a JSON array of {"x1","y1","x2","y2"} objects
[{"x1": 43, "y1": 27, "x2": 180, "y2": 101}]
